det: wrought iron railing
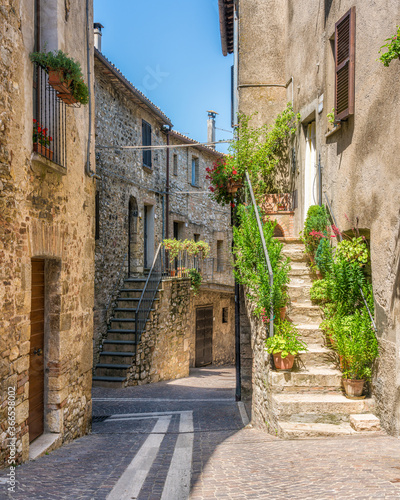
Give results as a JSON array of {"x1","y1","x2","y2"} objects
[
  {"x1": 33, "y1": 64, "x2": 67, "y2": 167},
  {"x1": 135, "y1": 244, "x2": 163, "y2": 340},
  {"x1": 245, "y1": 171, "x2": 274, "y2": 338},
  {"x1": 324, "y1": 193, "x2": 378, "y2": 338}
]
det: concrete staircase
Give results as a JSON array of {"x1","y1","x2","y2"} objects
[
  {"x1": 92, "y1": 276, "x2": 159, "y2": 388},
  {"x1": 269, "y1": 239, "x2": 381, "y2": 438}
]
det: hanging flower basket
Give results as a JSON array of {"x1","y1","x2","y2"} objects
[
  {"x1": 33, "y1": 142, "x2": 54, "y2": 161},
  {"x1": 48, "y1": 69, "x2": 71, "y2": 94},
  {"x1": 226, "y1": 179, "x2": 243, "y2": 194}
]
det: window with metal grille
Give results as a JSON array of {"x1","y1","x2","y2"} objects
[
  {"x1": 142, "y1": 120, "x2": 152, "y2": 168},
  {"x1": 335, "y1": 7, "x2": 355, "y2": 121},
  {"x1": 173, "y1": 154, "x2": 178, "y2": 176},
  {"x1": 191, "y1": 156, "x2": 199, "y2": 186}
]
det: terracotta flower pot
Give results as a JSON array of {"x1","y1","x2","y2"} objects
[
  {"x1": 343, "y1": 378, "x2": 365, "y2": 398},
  {"x1": 48, "y1": 69, "x2": 71, "y2": 94},
  {"x1": 170, "y1": 269, "x2": 176, "y2": 277},
  {"x1": 33, "y1": 142, "x2": 54, "y2": 161},
  {"x1": 273, "y1": 352, "x2": 295, "y2": 371},
  {"x1": 226, "y1": 179, "x2": 243, "y2": 194},
  {"x1": 57, "y1": 92, "x2": 78, "y2": 105}
]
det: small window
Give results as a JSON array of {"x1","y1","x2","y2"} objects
[
  {"x1": 142, "y1": 120, "x2": 152, "y2": 168},
  {"x1": 217, "y1": 240, "x2": 223, "y2": 272},
  {"x1": 191, "y1": 157, "x2": 199, "y2": 186},
  {"x1": 173, "y1": 154, "x2": 178, "y2": 176},
  {"x1": 194, "y1": 233, "x2": 200, "y2": 242},
  {"x1": 222, "y1": 307, "x2": 228, "y2": 324}
]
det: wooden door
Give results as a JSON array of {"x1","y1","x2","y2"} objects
[
  {"x1": 195, "y1": 307, "x2": 213, "y2": 367},
  {"x1": 29, "y1": 259, "x2": 45, "y2": 443}
]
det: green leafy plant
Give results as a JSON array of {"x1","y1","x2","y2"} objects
[
  {"x1": 206, "y1": 157, "x2": 243, "y2": 206},
  {"x1": 33, "y1": 119, "x2": 53, "y2": 147},
  {"x1": 315, "y1": 237, "x2": 333, "y2": 275},
  {"x1": 163, "y1": 239, "x2": 210, "y2": 262},
  {"x1": 29, "y1": 49, "x2": 89, "y2": 104},
  {"x1": 264, "y1": 320, "x2": 307, "y2": 358},
  {"x1": 188, "y1": 268, "x2": 202, "y2": 295},
  {"x1": 233, "y1": 204, "x2": 290, "y2": 319},
  {"x1": 300, "y1": 205, "x2": 330, "y2": 255},
  {"x1": 327, "y1": 108, "x2": 336, "y2": 125},
  {"x1": 378, "y1": 26, "x2": 400, "y2": 67},
  {"x1": 335, "y1": 236, "x2": 369, "y2": 267},
  {"x1": 310, "y1": 278, "x2": 329, "y2": 303},
  {"x1": 163, "y1": 239, "x2": 182, "y2": 262},
  {"x1": 332, "y1": 308, "x2": 378, "y2": 380}
]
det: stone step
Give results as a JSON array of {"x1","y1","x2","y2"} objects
[
  {"x1": 296, "y1": 345, "x2": 337, "y2": 369},
  {"x1": 99, "y1": 351, "x2": 136, "y2": 364},
  {"x1": 288, "y1": 303, "x2": 323, "y2": 324},
  {"x1": 116, "y1": 298, "x2": 140, "y2": 308},
  {"x1": 109, "y1": 318, "x2": 136, "y2": 330},
  {"x1": 269, "y1": 366, "x2": 342, "y2": 393},
  {"x1": 281, "y1": 245, "x2": 308, "y2": 263},
  {"x1": 107, "y1": 329, "x2": 137, "y2": 342},
  {"x1": 296, "y1": 324, "x2": 325, "y2": 344},
  {"x1": 95, "y1": 363, "x2": 130, "y2": 377},
  {"x1": 102, "y1": 340, "x2": 137, "y2": 352},
  {"x1": 123, "y1": 279, "x2": 147, "y2": 290},
  {"x1": 119, "y1": 289, "x2": 146, "y2": 299},
  {"x1": 288, "y1": 264, "x2": 314, "y2": 279},
  {"x1": 92, "y1": 375, "x2": 126, "y2": 388},
  {"x1": 277, "y1": 421, "x2": 355, "y2": 438},
  {"x1": 287, "y1": 283, "x2": 312, "y2": 302},
  {"x1": 272, "y1": 393, "x2": 375, "y2": 423},
  {"x1": 114, "y1": 309, "x2": 137, "y2": 319}
]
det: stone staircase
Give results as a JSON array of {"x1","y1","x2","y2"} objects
[
  {"x1": 92, "y1": 275, "x2": 159, "y2": 388},
  {"x1": 269, "y1": 239, "x2": 381, "y2": 438}
]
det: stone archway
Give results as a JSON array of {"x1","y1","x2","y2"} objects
[{"x1": 273, "y1": 223, "x2": 285, "y2": 238}]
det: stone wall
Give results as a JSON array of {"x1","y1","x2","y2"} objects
[
  {"x1": 124, "y1": 279, "x2": 235, "y2": 386},
  {"x1": 0, "y1": 0, "x2": 95, "y2": 466}
]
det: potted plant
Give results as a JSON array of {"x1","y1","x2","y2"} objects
[
  {"x1": 29, "y1": 49, "x2": 89, "y2": 105},
  {"x1": 378, "y1": 26, "x2": 400, "y2": 66},
  {"x1": 188, "y1": 268, "x2": 202, "y2": 295},
  {"x1": 332, "y1": 310, "x2": 379, "y2": 398},
  {"x1": 264, "y1": 319, "x2": 308, "y2": 371},
  {"x1": 32, "y1": 119, "x2": 53, "y2": 160},
  {"x1": 206, "y1": 157, "x2": 243, "y2": 206}
]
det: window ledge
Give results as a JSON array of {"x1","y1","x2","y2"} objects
[
  {"x1": 325, "y1": 123, "x2": 342, "y2": 139},
  {"x1": 143, "y1": 165, "x2": 153, "y2": 174},
  {"x1": 31, "y1": 153, "x2": 67, "y2": 175}
]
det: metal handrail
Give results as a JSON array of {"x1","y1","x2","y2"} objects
[
  {"x1": 245, "y1": 171, "x2": 274, "y2": 338},
  {"x1": 323, "y1": 193, "x2": 378, "y2": 337},
  {"x1": 135, "y1": 243, "x2": 163, "y2": 340}
]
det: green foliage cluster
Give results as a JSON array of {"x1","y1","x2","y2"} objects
[
  {"x1": 310, "y1": 234, "x2": 378, "y2": 381},
  {"x1": 300, "y1": 205, "x2": 330, "y2": 255},
  {"x1": 163, "y1": 239, "x2": 210, "y2": 262},
  {"x1": 327, "y1": 108, "x2": 336, "y2": 124},
  {"x1": 188, "y1": 268, "x2": 202, "y2": 295},
  {"x1": 378, "y1": 26, "x2": 400, "y2": 67},
  {"x1": 264, "y1": 319, "x2": 307, "y2": 358},
  {"x1": 232, "y1": 204, "x2": 290, "y2": 320},
  {"x1": 29, "y1": 49, "x2": 89, "y2": 104},
  {"x1": 315, "y1": 237, "x2": 333, "y2": 275}
]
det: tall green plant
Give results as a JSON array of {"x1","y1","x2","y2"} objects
[
  {"x1": 300, "y1": 205, "x2": 330, "y2": 255},
  {"x1": 232, "y1": 204, "x2": 290, "y2": 320}
]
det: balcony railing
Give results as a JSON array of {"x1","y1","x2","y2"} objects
[{"x1": 33, "y1": 64, "x2": 67, "y2": 168}]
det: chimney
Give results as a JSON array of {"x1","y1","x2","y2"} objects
[
  {"x1": 94, "y1": 23, "x2": 104, "y2": 52},
  {"x1": 207, "y1": 110, "x2": 218, "y2": 149}
]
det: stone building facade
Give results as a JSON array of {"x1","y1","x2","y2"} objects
[
  {"x1": 0, "y1": 0, "x2": 96, "y2": 466},
  {"x1": 219, "y1": 0, "x2": 400, "y2": 435},
  {"x1": 93, "y1": 46, "x2": 234, "y2": 378}
]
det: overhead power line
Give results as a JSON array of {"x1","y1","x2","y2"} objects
[{"x1": 95, "y1": 140, "x2": 233, "y2": 150}]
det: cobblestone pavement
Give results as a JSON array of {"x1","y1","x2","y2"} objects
[{"x1": 1, "y1": 366, "x2": 400, "y2": 499}]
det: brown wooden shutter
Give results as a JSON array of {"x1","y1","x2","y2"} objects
[{"x1": 334, "y1": 7, "x2": 355, "y2": 121}]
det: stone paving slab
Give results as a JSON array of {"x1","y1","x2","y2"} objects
[{"x1": 1, "y1": 367, "x2": 400, "y2": 499}]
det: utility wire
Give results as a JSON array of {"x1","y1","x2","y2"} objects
[{"x1": 96, "y1": 140, "x2": 232, "y2": 150}]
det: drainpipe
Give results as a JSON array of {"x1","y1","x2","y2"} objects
[
  {"x1": 85, "y1": 0, "x2": 101, "y2": 179},
  {"x1": 165, "y1": 127, "x2": 171, "y2": 239}
]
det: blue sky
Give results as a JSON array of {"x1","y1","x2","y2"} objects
[{"x1": 94, "y1": 0, "x2": 233, "y2": 153}]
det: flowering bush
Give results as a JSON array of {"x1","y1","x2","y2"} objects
[
  {"x1": 378, "y1": 26, "x2": 400, "y2": 67},
  {"x1": 33, "y1": 119, "x2": 53, "y2": 148},
  {"x1": 206, "y1": 157, "x2": 242, "y2": 206}
]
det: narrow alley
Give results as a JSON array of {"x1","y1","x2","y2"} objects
[{"x1": 1, "y1": 368, "x2": 400, "y2": 499}]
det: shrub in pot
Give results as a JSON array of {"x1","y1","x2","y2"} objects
[{"x1": 264, "y1": 319, "x2": 308, "y2": 371}]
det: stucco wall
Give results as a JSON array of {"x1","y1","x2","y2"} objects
[
  {"x1": 0, "y1": 0, "x2": 95, "y2": 466},
  {"x1": 235, "y1": 0, "x2": 400, "y2": 435}
]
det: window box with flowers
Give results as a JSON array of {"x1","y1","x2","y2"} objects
[{"x1": 33, "y1": 119, "x2": 53, "y2": 161}]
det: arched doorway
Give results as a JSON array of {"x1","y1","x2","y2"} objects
[{"x1": 128, "y1": 197, "x2": 138, "y2": 276}]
